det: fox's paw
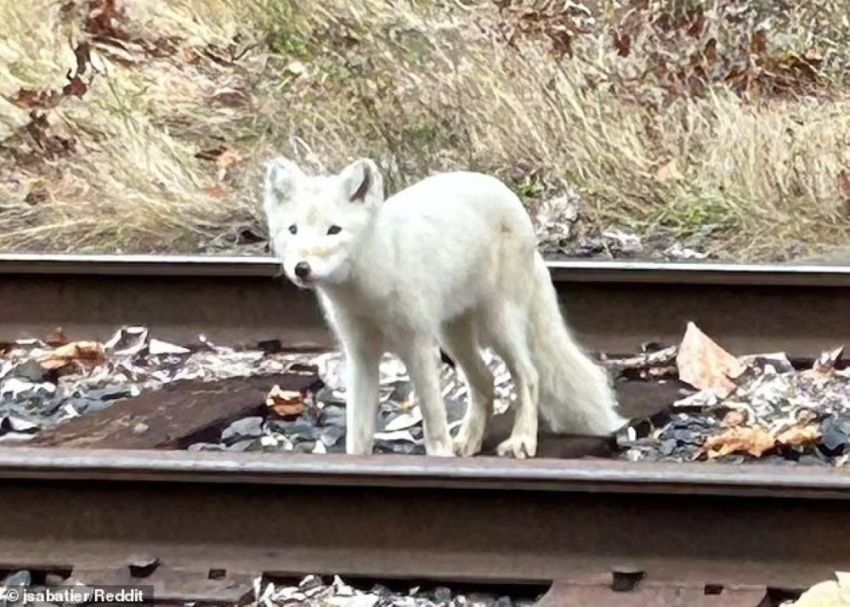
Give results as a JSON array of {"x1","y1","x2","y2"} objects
[
  {"x1": 452, "y1": 420, "x2": 485, "y2": 457},
  {"x1": 425, "y1": 435, "x2": 455, "y2": 457},
  {"x1": 496, "y1": 433, "x2": 537, "y2": 459}
]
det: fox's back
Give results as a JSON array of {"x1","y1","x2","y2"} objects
[
  {"x1": 378, "y1": 171, "x2": 535, "y2": 250},
  {"x1": 355, "y1": 171, "x2": 537, "y2": 323}
]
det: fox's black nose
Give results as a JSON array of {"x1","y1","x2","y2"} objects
[{"x1": 294, "y1": 261, "x2": 311, "y2": 279}]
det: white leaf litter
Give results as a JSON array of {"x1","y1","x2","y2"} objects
[
  {"x1": 248, "y1": 574, "x2": 533, "y2": 607},
  {"x1": 383, "y1": 407, "x2": 422, "y2": 431}
]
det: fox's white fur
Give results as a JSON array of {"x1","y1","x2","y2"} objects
[{"x1": 263, "y1": 157, "x2": 627, "y2": 458}]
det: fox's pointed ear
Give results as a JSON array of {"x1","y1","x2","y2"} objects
[
  {"x1": 264, "y1": 156, "x2": 304, "y2": 205},
  {"x1": 339, "y1": 158, "x2": 383, "y2": 205}
]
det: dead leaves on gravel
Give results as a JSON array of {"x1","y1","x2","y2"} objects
[
  {"x1": 676, "y1": 321, "x2": 745, "y2": 397},
  {"x1": 672, "y1": 321, "x2": 833, "y2": 461},
  {"x1": 266, "y1": 385, "x2": 305, "y2": 419},
  {"x1": 700, "y1": 423, "x2": 822, "y2": 460}
]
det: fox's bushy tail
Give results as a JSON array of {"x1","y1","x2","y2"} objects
[{"x1": 528, "y1": 253, "x2": 627, "y2": 435}]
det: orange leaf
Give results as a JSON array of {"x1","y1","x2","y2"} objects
[
  {"x1": 266, "y1": 385, "x2": 304, "y2": 419},
  {"x1": 722, "y1": 410, "x2": 746, "y2": 427},
  {"x1": 676, "y1": 322, "x2": 745, "y2": 397},
  {"x1": 775, "y1": 424, "x2": 821, "y2": 448},
  {"x1": 39, "y1": 340, "x2": 106, "y2": 375},
  {"x1": 700, "y1": 426, "x2": 775, "y2": 459}
]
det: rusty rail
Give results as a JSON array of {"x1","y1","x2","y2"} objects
[
  {"x1": 0, "y1": 448, "x2": 848, "y2": 603},
  {"x1": 2, "y1": 254, "x2": 850, "y2": 357}
]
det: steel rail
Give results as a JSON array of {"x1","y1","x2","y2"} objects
[
  {"x1": 2, "y1": 253, "x2": 849, "y2": 357},
  {"x1": 0, "y1": 448, "x2": 849, "y2": 593},
  {"x1": 0, "y1": 447, "x2": 849, "y2": 497},
  {"x1": 5, "y1": 253, "x2": 850, "y2": 285}
]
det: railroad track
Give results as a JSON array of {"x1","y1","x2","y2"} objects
[
  {"x1": 3, "y1": 253, "x2": 850, "y2": 357},
  {"x1": 2, "y1": 253, "x2": 850, "y2": 605},
  {"x1": 2, "y1": 448, "x2": 849, "y2": 605}
]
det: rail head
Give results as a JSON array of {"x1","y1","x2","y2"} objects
[
  {"x1": 2, "y1": 253, "x2": 850, "y2": 287},
  {"x1": 2, "y1": 448, "x2": 849, "y2": 500}
]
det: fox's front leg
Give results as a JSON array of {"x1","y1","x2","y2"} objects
[
  {"x1": 399, "y1": 338, "x2": 454, "y2": 457},
  {"x1": 344, "y1": 342, "x2": 381, "y2": 455}
]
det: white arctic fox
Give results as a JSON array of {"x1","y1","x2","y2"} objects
[{"x1": 263, "y1": 157, "x2": 626, "y2": 458}]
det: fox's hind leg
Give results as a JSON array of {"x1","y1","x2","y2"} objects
[
  {"x1": 486, "y1": 302, "x2": 540, "y2": 459},
  {"x1": 399, "y1": 336, "x2": 454, "y2": 457},
  {"x1": 438, "y1": 313, "x2": 494, "y2": 457}
]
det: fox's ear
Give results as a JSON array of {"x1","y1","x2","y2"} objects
[
  {"x1": 339, "y1": 158, "x2": 383, "y2": 205},
  {"x1": 264, "y1": 156, "x2": 303, "y2": 205}
]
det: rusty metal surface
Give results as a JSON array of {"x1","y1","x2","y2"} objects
[
  {"x1": 2, "y1": 254, "x2": 850, "y2": 357},
  {"x1": 0, "y1": 449, "x2": 848, "y2": 591},
  {"x1": 68, "y1": 566, "x2": 254, "y2": 604},
  {"x1": 4, "y1": 448, "x2": 850, "y2": 497},
  {"x1": 538, "y1": 581, "x2": 769, "y2": 607},
  {"x1": 0, "y1": 261, "x2": 330, "y2": 349},
  {"x1": 30, "y1": 372, "x2": 320, "y2": 449}
]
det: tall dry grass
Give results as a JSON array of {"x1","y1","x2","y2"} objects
[{"x1": 1, "y1": 0, "x2": 849, "y2": 259}]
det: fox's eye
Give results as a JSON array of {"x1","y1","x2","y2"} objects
[
  {"x1": 288, "y1": 224, "x2": 297, "y2": 235},
  {"x1": 327, "y1": 225, "x2": 342, "y2": 235}
]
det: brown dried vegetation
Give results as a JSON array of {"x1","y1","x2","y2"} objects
[{"x1": 1, "y1": 0, "x2": 849, "y2": 258}]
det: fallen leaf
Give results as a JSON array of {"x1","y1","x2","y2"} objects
[
  {"x1": 148, "y1": 338, "x2": 190, "y2": 356},
  {"x1": 611, "y1": 30, "x2": 631, "y2": 57},
  {"x1": 686, "y1": 7, "x2": 705, "y2": 37},
  {"x1": 195, "y1": 145, "x2": 228, "y2": 161},
  {"x1": 803, "y1": 346, "x2": 844, "y2": 383},
  {"x1": 776, "y1": 424, "x2": 821, "y2": 448},
  {"x1": 195, "y1": 145, "x2": 243, "y2": 179},
  {"x1": 24, "y1": 112, "x2": 76, "y2": 158},
  {"x1": 104, "y1": 326, "x2": 149, "y2": 355},
  {"x1": 676, "y1": 322, "x2": 745, "y2": 397},
  {"x1": 722, "y1": 410, "x2": 746, "y2": 427},
  {"x1": 25, "y1": 189, "x2": 49, "y2": 205},
  {"x1": 45, "y1": 327, "x2": 71, "y2": 347},
  {"x1": 9, "y1": 89, "x2": 60, "y2": 110},
  {"x1": 209, "y1": 87, "x2": 247, "y2": 107},
  {"x1": 797, "y1": 409, "x2": 818, "y2": 425},
  {"x1": 182, "y1": 48, "x2": 201, "y2": 64},
  {"x1": 654, "y1": 158, "x2": 684, "y2": 182},
  {"x1": 751, "y1": 29, "x2": 768, "y2": 55},
  {"x1": 373, "y1": 429, "x2": 418, "y2": 443},
  {"x1": 704, "y1": 38, "x2": 718, "y2": 64},
  {"x1": 39, "y1": 340, "x2": 106, "y2": 374},
  {"x1": 85, "y1": 0, "x2": 127, "y2": 40},
  {"x1": 384, "y1": 407, "x2": 423, "y2": 432},
  {"x1": 62, "y1": 75, "x2": 88, "y2": 98},
  {"x1": 838, "y1": 170, "x2": 850, "y2": 202},
  {"x1": 700, "y1": 425, "x2": 775, "y2": 459},
  {"x1": 547, "y1": 28, "x2": 573, "y2": 59},
  {"x1": 266, "y1": 385, "x2": 304, "y2": 418},
  {"x1": 216, "y1": 148, "x2": 242, "y2": 180},
  {"x1": 202, "y1": 184, "x2": 230, "y2": 199},
  {"x1": 72, "y1": 41, "x2": 92, "y2": 76}
]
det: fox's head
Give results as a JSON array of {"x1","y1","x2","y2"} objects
[{"x1": 263, "y1": 156, "x2": 384, "y2": 289}]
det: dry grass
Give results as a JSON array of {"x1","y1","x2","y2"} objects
[{"x1": 1, "y1": 0, "x2": 849, "y2": 259}]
